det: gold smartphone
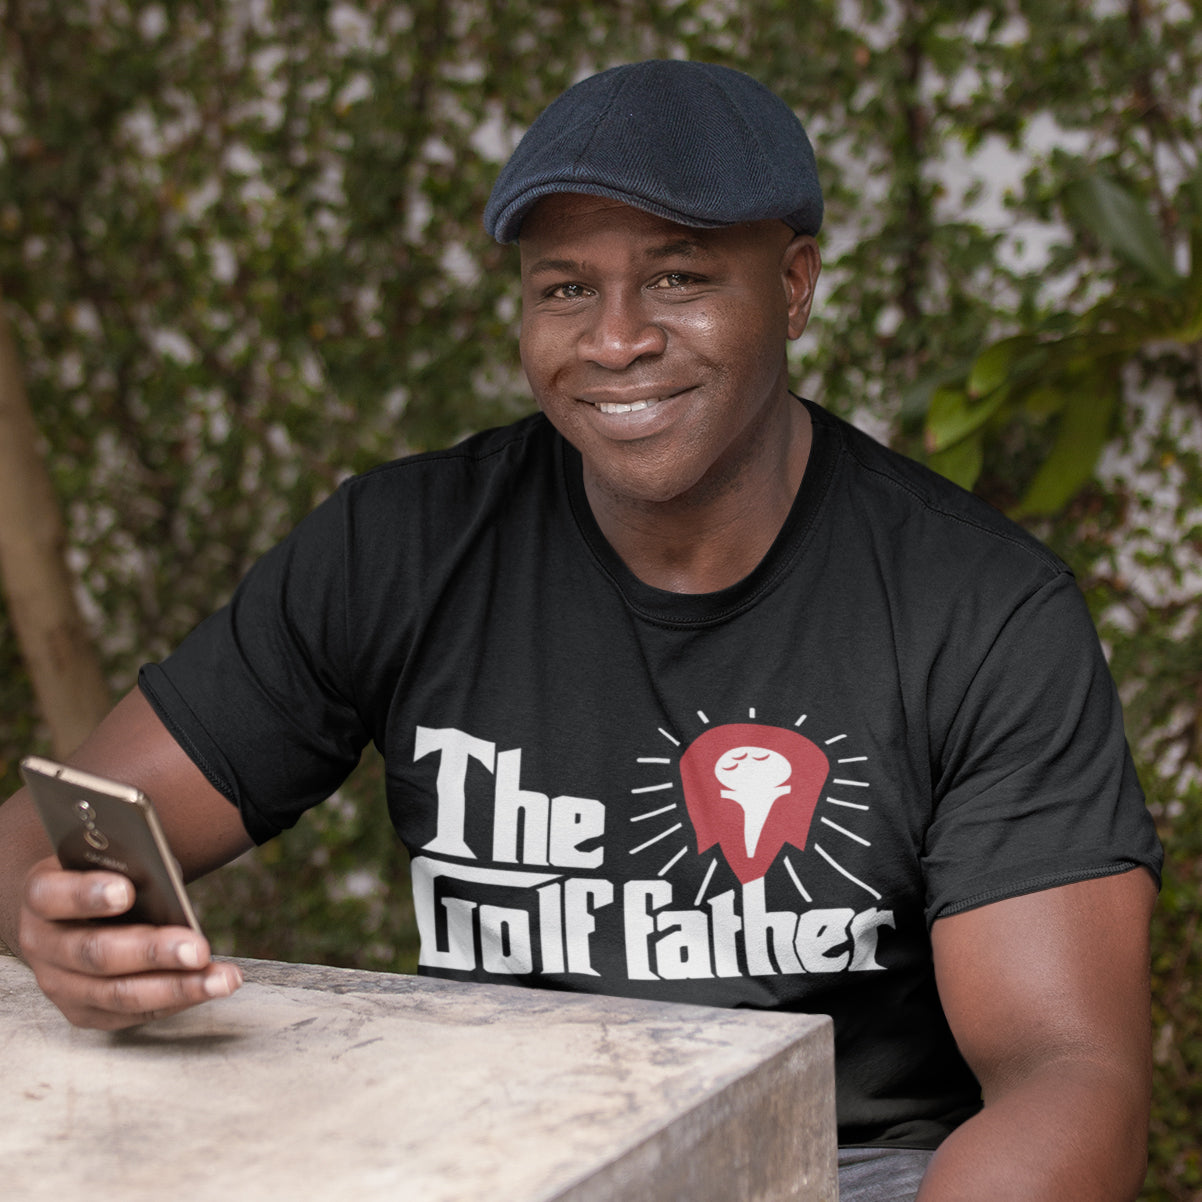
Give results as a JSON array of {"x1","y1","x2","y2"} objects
[{"x1": 19, "y1": 755, "x2": 202, "y2": 933}]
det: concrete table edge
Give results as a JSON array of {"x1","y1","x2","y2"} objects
[{"x1": 2, "y1": 950, "x2": 838, "y2": 1201}]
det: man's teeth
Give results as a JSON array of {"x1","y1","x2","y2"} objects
[{"x1": 596, "y1": 398, "x2": 662, "y2": 414}]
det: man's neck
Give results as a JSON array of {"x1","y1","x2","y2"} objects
[{"x1": 583, "y1": 402, "x2": 813, "y2": 594}]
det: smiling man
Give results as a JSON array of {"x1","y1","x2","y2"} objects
[
  {"x1": 517, "y1": 194, "x2": 817, "y2": 593},
  {"x1": 0, "y1": 61, "x2": 1162, "y2": 1202}
]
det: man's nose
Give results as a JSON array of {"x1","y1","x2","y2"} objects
[{"x1": 579, "y1": 294, "x2": 667, "y2": 369}]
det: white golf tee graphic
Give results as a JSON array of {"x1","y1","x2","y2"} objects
[{"x1": 714, "y1": 746, "x2": 794, "y2": 858}]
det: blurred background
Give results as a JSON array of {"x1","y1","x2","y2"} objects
[{"x1": 0, "y1": 2, "x2": 1198, "y2": 1195}]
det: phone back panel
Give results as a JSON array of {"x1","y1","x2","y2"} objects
[{"x1": 20, "y1": 757, "x2": 201, "y2": 931}]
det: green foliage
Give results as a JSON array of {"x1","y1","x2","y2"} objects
[
  {"x1": 1066, "y1": 175, "x2": 1181, "y2": 293},
  {"x1": 1146, "y1": 774, "x2": 1202, "y2": 1202},
  {"x1": 1, "y1": 1, "x2": 1200, "y2": 1194},
  {"x1": 922, "y1": 170, "x2": 1202, "y2": 517}
]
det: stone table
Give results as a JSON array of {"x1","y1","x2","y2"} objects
[{"x1": 0, "y1": 952, "x2": 836, "y2": 1201}]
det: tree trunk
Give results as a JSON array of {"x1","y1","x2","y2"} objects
[{"x1": 0, "y1": 290, "x2": 110, "y2": 757}]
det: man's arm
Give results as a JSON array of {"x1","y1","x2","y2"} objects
[
  {"x1": 0, "y1": 687, "x2": 253, "y2": 1029},
  {"x1": 918, "y1": 868, "x2": 1156, "y2": 1201}
]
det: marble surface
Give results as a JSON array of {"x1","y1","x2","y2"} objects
[{"x1": 0, "y1": 952, "x2": 836, "y2": 1201}]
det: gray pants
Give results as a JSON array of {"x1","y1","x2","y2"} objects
[{"x1": 838, "y1": 1147, "x2": 935, "y2": 1201}]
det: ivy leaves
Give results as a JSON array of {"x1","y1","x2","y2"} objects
[{"x1": 922, "y1": 169, "x2": 1202, "y2": 516}]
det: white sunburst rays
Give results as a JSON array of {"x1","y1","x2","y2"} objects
[
  {"x1": 627, "y1": 706, "x2": 882, "y2": 904},
  {"x1": 812, "y1": 746, "x2": 882, "y2": 901},
  {"x1": 625, "y1": 710, "x2": 714, "y2": 886},
  {"x1": 628, "y1": 740, "x2": 687, "y2": 877}
]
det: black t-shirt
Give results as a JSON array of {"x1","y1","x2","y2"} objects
[{"x1": 140, "y1": 399, "x2": 1162, "y2": 1147}]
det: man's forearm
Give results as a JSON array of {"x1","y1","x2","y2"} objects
[
  {"x1": 916, "y1": 1058, "x2": 1148, "y2": 1202},
  {"x1": 0, "y1": 790, "x2": 54, "y2": 958}
]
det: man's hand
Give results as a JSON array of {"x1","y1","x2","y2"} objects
[
  {"x1": 18, "y1": 857, "x2": 243, "y2": 1030},
  {"x1": 0, "y1": 688, "x2": 256, "y2": 1029}
]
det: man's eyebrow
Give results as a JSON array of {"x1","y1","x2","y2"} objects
[
  {"x1": 645, "y1": 238, "x2": 706, "y2": 260},
  {"x1": 525, "y1": 256, "x2": 582, "y2": 277},
  {"x1": 525, "y1": 240, "x2": 710, "y2": 278}
]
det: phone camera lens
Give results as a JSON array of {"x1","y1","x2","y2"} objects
[{"x1": 84, "y1": 827, "x2": 110, "y2": 851}]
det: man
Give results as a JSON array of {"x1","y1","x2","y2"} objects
[{"x1": 0, "y1": 61, "x2": 1162, "y2": 1200}]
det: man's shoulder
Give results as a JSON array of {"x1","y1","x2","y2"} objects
[
  {"x1": 354, "y1": 410, "x2": 553, "y2": 487},
  {"x1": 808, "y1": 400, "x2": 1067, "y2": 581},
  {"x1": 281, "y1": 412, "x2": 557, "y2": 552},
  {"x1": 325, "y1": 411, "x2": 555, "y2": 520}
]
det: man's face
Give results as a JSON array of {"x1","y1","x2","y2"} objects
[{"x1": 518, "y1": 194, "x2": 819, "y2": 513}]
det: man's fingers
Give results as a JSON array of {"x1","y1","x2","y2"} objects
[
  {"x1": 102, "y1": 961, "x2": 243, "y2": 1009},
  {"x1": 24, "y1": 860, "x2": 134, "y2": 921},
  {"x1": 34, "y1": 960, "x2": 244, "y2": 1031},
  {"x1": 67, "y1": 921, "x2": 213, "y2": 976},
  {"x1": 18, "y1": 855, "x2": 243, "y2": 1030},
  {"x1": 20, "y1": 888, "x2": 213, "y2": 977}
]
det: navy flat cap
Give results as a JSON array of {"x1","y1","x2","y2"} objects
[{"x1": 483, "y1": 60, "x2": 823, "y2": 243}]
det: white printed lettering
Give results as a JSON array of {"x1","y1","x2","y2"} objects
[
  {"x1": 549, "y1": 795, "x2": 606, "y2": 869},
  {"x1": 654, "y1": 907, "x2": 715, "y2": 980},
  {"x1": 411, "y1": 856, "x2": 559, "y2": 971},
  {"x1": 624, "y1": 879, "x2": 671, "y2": 980},
  {"x1": 848, "y1": 908, "x2": 895, "y2": 970},
  {"x1": 480, "y1": 904, "x2": 534, "y2": 975},
  {"x1": 623, "y1": 877, "x2": 894, "y2": 982},
  {"x1": 707, "y1": 889, "x2": 743, "y2": 978},
  {"x1": 742, "y1": 877, "x2": 803, "y2": 975},
  {"x1": 537, "y1": 881, "x2": 566, "y2": 974},
  {"x1": 795, "y1": 907, "x2": 854, "y2": 972},
  {"x1": 414, "y1": 726, "x2": 495, "y2": 858},
  {"x1": 564, "y1": 878, "x2": 614, "y2": 976},
  {"x1": 493, "y1": 748, "x2": 550, "y2": 865}
]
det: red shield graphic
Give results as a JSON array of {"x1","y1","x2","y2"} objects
[{"x1": 678, "y1": 723, "x2": 829, "y2": 884}]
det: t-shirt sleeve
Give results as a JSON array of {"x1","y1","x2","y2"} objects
[
  {"x1": 921, "y1": 571, "x2": 1162, "y2": 924},
  {"x1": 138, "y1": 484, "x2": 370, "y2": 844}
]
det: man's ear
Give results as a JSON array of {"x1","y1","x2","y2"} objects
[{"x1": 782, "y1": 235, "x2": 821, "y2": 341}]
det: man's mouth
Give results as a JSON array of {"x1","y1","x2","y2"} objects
[{"x1": 594, "y1": 397, "x2": 666, "y2": 415}]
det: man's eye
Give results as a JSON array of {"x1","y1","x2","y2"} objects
[
  {"x1": 650, "y1": 273, "x2": 696, "y2": 289},
  {"x1": 548, "y1": 282, "x2": 590, "y2": 300}
]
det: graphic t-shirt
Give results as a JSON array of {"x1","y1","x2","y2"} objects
[{"x1": 140, "y1": 399, "x2": 1162, "y2": 1148}]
